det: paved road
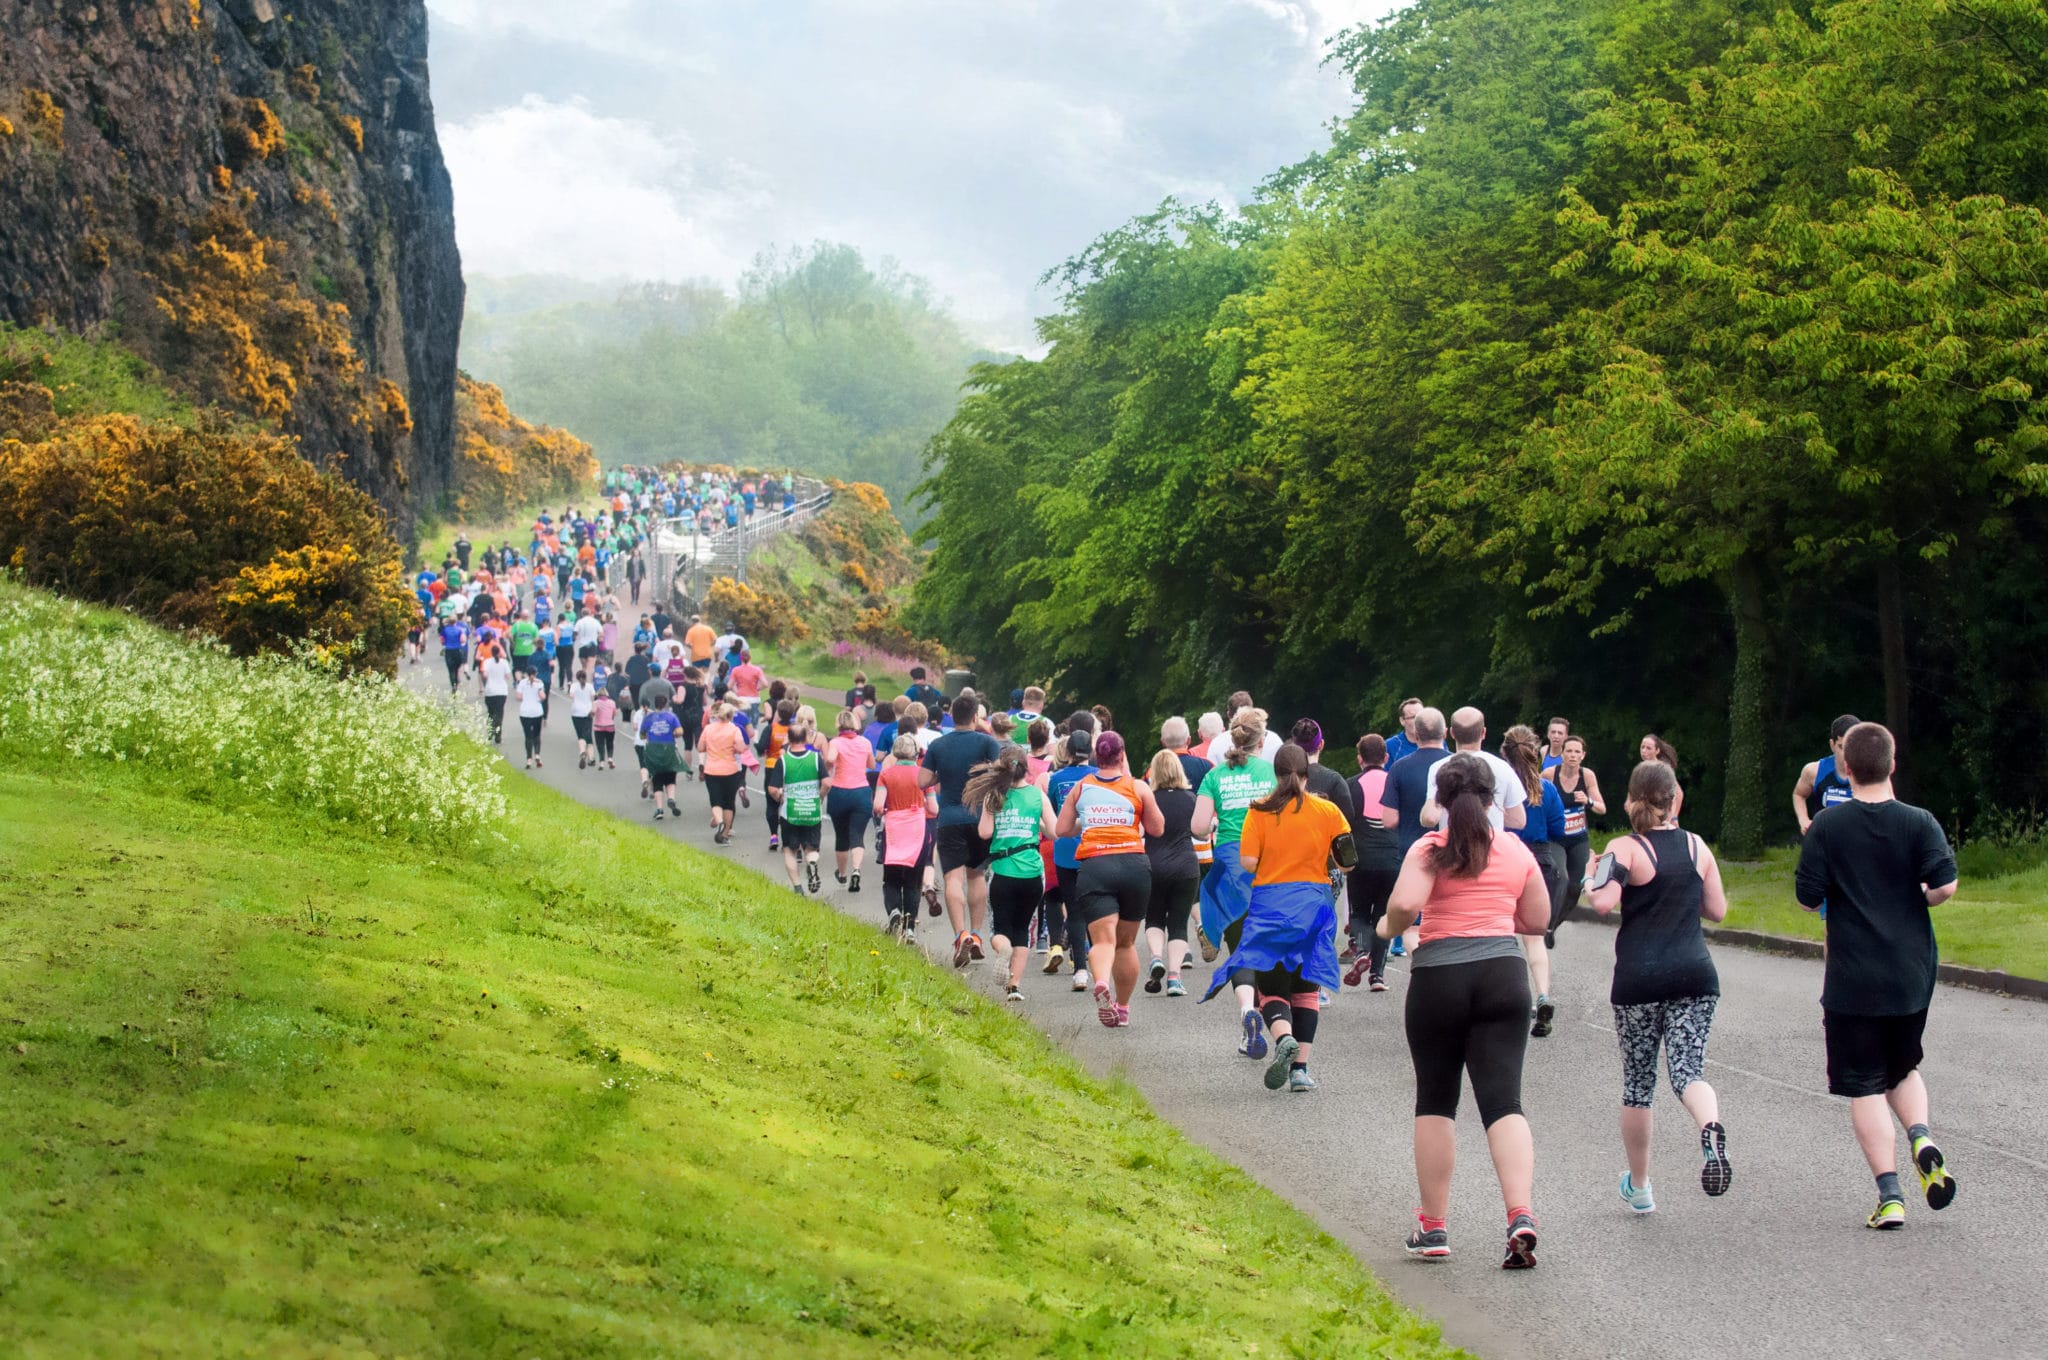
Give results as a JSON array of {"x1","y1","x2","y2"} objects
[{"x1": 412, "y1": 665, "x2": 2048, "y2": 1359}]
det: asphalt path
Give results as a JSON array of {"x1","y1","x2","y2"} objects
[{"x1": 413, "y1": 663, "x2": 2048, "y2": 1359}]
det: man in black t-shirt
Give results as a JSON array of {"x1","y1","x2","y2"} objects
[
  {"x1": 1794, "y1": 722, "x2": 1959, "y2": 1231},
  {"x1": 920, "y1": 692, "x2": 1002, "y2": 967}
]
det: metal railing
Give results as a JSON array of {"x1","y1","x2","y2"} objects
[{"x1": 651, "y1": 479, "x2": 834, "y2": 609}]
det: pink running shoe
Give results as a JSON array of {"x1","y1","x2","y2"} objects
[{"x1": 1095, "y1": 981, "x2": 1117, "y2": 1028}]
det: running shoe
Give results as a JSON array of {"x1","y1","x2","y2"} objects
[
  {"x1": 1403, "y1": 1223, "x2": 1450, "y2": 1260},
  {"x1": 666, "y1": 797, "x2": 680, "y2": 815},
  {"x1": 1113, "y1": 1004, "x2": 1131, "y2": 1027},
  {"x1": 1006, "y1": 985, "x2": 1024, "y2": 1004},
  {"x1": 713, "y1": 829, "x2": 730, "y2": 846},
  {"x1": 767, "y1": 835, "x2": 780, "y2": 851},
  {"x1": 1369, "y1": 974, "x2": 1388, "y2": 992},
  {"x1": 1619, "y1": 1171, "x2": 1655, "y2": 1215},
  {"x1": 534, "y1": 758, "x2": 543, "y2": 768},
  {"x1": 805, "y1": 861, "x2": 821, "y2": 895},
  {"x1": 1095, "y1": 981, "x2": 1118, "y2": 1028},
  {"x1": 1198, "y1": 927, "x2": 1218, "y2": 963},
  {"x1": 968, "y1": 934, "x2": 985, "y2": 961},
  {"x1": 737, "y1": 786, "x2": 750, "y2": 809},
  {"x1": 1072, "y1": 967, "x2": 1091, "y2": 994},
  {"x1": 1264, "y1": 1034, "x2": 1299, "y2": 1090},
  {"x1": 952, "y1": 933, "x2": 974, "y2": 969},
  {"x1": 652, "y1": 808, "x2": 664, "y2": 822},
  {"x1": 640, "y1": 784, "x2": 649, "y2": 800},
  {"x1": 1503, "y1": 1213, "x2": 1539, "y2": 1269},
  {"x1": 886, "y1": 909, "x2": 903, "y2": 939},
  {"x1": 923, "y1": 885, "x2": 941, "y2": 917},
  {"x1": 1287, "y1": 1067, "x2": 1317, "y2": 1093},
  {"x1": 1165, "y1": 977, "x2": 1186, "y2": 998},
  {"x1": 579, "y1": 754, "x2": 587, "y2": 769},
  {"x1": 1042, "y1": 944, "x2": 1065, "y2": 975},
  {"x1": 1145, "y1": 959, "x2": 1166, "y2": 994},
  {"x1": 1701, "y1": 1122, "x2": 1733, "y2": 1197},
  {"x1": 791, "y1": 883, "x2": 804, "y2": 896},
  {"x1": 1343, "y1": 955, "x2": 1369, "y2": 989},
  {"x1": 1338, "y1": 942, "x2": 1356, "y2": 963},
  {"x1": 1389, "y1": 937, "x2": 1406, "y2": 958},
  {"x1": 836, "y1": 871, "x2": 847, "y2": 884},
  {"x1": 848, "y1": 871, "x2": 861, "y2": 894},
  {"x1": 1867, "y1": 1198, "x2": 1907, "y2": 1230},
  {"x1": 1531, "y1": 995, "x2": 1555, "y2": 1039},
  {"x1": 1914, "y1": 1136, "x2": 1955, "y2": 1210},
  {"x1": 1239, "y1": 1010, "x2": 1268, "y2": 1061}
]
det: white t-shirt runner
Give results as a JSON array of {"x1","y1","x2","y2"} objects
[{"x1": 1423, "y1": 749, "x2": 1527, "y2": 831}]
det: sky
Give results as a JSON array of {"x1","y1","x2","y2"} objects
[{"x1": 425, "y1": 1, "x2": 1396, "y2": 352}]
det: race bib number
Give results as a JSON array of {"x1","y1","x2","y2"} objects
[{"x1": 1563, "y1": 806, "x2": 1587, "y2": 837}]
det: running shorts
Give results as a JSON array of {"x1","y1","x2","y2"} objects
[
  {"x1": 782, "y1": 821, "x2": 821, "y2": 854},
  {"x1": 1824, "y1": 1008, "x2": 1927, "y2": 1099},
  {"x1": 989, "y1": 873, "x2": 1041, "y2": 946},
  {"x1": 1075, "y1": 852, "x2": 1151, "y2": 927},
  {"x1": 935, "y1": 823, "x2": 991, "y2": 873},
  {"x1": 703, "y1": 771, "x2": 742, "y2": 812},
  {"x1": 650, "y1": 769, "x2": 677, "y2": 792}
]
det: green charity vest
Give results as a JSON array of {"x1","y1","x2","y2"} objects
[{"x1": 782, "y1": 749, "x2": 823, "y2": 826}]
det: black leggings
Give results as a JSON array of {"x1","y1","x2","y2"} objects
[
  {"x1": 1145, "y1": 872, "x2": 1198, "y2": 940},
  {"x1": 1056, "y1": 866, "x2": 1085, "y2": 969},
  {"x1": 1405, "y1": 953, "x2": 1531, "y2": 1126},
  {"x1": 484, "y1": 694, "x2": 506, "y2": 743},
  {"x1": 989, "y1": 873, "x2": 1041, "y2": 945},
  {"x1": 883, "y1": 864, "x2": 921, "y2": 921},
  {"x1": 1554, "y1": 838, "x2": 1589, "y2": 933},
  {"x1": 595, "y1": 730, "x2": 615, "y2": 761},
  {"x1": 1256, "y1": 963, "x2": 1321, "y2": 1046},
  {"x1": 444, "y1": 647, "x2": 465, "y2": 688},
  {"x1": 1346, "y1": 864, "x2": 1398, "y2": 976},
  {"x1": 827, "y1": 786, "x2": 871, "y2": 852},
  {"x1": 520, "y1": 715, "x2": 543, "y2": 760}
]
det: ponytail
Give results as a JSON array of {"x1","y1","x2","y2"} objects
[
  {"x1": 1251, "y1": 743, "x2": 1310, "y2": 814},
  {"x1": 1428, "y1": 754, "x2": 1496, "y2": 878}
]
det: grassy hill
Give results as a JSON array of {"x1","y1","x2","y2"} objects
[{"x1": 0, "y1": 581, "x2": 1458, "y2": 1358}]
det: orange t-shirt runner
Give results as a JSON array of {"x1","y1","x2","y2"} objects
[
  {"x1": 1073, "y1": 773, "x2": 1146, "y2": 858},
  {"x1": 1241, "y1": 794, "x2": 1350, "y2": 885}
]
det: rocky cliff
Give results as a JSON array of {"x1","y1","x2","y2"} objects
[{"x1": 0, "y1": 0, "x2": 462, "y2": 535}]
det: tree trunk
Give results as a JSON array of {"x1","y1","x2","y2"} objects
[
  {"x1": 1876, "y1": 556, "x2": 1914, "y2": 799},
  {"x1": 1718, "y1": 557, "x2": 1770, "y2": 859}
]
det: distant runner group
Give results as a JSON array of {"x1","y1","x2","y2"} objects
[{"x1": 417, "y1": 539, "x2": 1962, "y2": 1271}]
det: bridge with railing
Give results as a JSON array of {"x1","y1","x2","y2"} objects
[{"x1": 650, "y1": 478, "x2": 834, "y2": 611}]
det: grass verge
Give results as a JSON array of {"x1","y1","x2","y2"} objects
[
  {"x1": 753, "y1": 640, "x2": 913, "y2": 701},
  {"x1": 0, "y1": 592, "x2": 1457, "y2": 1357}
]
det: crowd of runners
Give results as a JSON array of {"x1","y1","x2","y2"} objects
[{"x1": 415, "y1": 555, "x2": 1963, "y2": 1273}]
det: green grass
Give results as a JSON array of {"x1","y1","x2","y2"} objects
[
  {"x1": 0, "y1": 322, "x2": 199, "y2": 425},
  {"x1": 0, "y1": 613, "x2": 1455, "y2": 1355},
  {"x1": 1712, "y1": 847, "x2": 2048, "y2": 980}
]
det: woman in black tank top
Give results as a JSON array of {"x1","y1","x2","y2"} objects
[
  {"x1": 1586, "y1": 760, "x2": 1734, "y2": 1211},
  {"x1": 1543, "y1": 736, "x2": 1605, "y2": 946}
]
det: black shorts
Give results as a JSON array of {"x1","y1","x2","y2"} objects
[
  {"x1": 782, "y1": 821, "x2": 821, "y2": 853},
  {"x1": 572, "y1": 715, "x2": 593, "y2": 741},
  {"x1": 677, "y1": 718, "x2": 699, "y2": 750},
  {"x1": 988, "y1": 872, "x2": 1041, "y2": 944},
  {"x1": 1824, "y1": 1008, "x2": 1928, "y2": 1098},
  {"x1": 578, "y1": 643, "x2": 600, "y2": 659},
  {"x1": 703, "y1": 770, "x2": 742, "y2": 812},
  {"x1": 1075, "y1": 853, "x2": 1152, "y2": 927},
  {"x1": 935, "y1": 823, "x2": 991, "y2": 873},
  {"x1": 650, "y1": 769, "x2": 676, "y2": 792}
]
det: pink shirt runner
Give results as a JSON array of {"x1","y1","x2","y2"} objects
[
  {"x1": 826, "y1": 734, "x2": 874, "y2": 790},
  {"x1": 1415, "y1": 829, "x2": 1541, "y2": 945}
]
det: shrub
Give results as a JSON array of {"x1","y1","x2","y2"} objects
[
  {"x1": 0, "y1": 582, "x2": 505, "y2": 847},
  {"x1": 451, "y1": 374, "x2": 597, "y2": 520},
  {"x1": 851, "y1": 603, "x2": 943, "y2": 665},
  {"x1": 0, "y1": 410, "x2": 412, "y2": 669},
  {"x1": 706, "y1": 576, "x2": 808, "y2": 645}
]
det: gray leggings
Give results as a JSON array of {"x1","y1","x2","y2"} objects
[{"x1": 1615, "y1": 996, "x2": 1717, "y2": 1108}]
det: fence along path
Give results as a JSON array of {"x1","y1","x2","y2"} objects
[{"x1": 650, "y1": 478, "x2": 833, "y2": 610}]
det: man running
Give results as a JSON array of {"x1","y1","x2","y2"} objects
[
  {"x1": 1378, "y1": 706, "x2": 1450, "y2": 957},
  {"x1": 684, "y1": 614, "x2": 717, "y2": 666},
  {"x1": 1385, "y1": 697, "x2": 1424, "y2": 768},
  {"x1": 1793, "y1": 714, "x2": 1861, "y2": 837},
  {"x1": 906, "y1": 666, "x2": 946, "y2": 714},
  {"x1": 1543, "y1": 716, "x2": 1570, "y2": 770},
  {"x1": 1421, "y1": 708, "x2": 1527, "y2": 834},
  {"x1": 1794, "y1": 722, "x2": 1959, "y2": 1230},
  {"x1": 921, "y1": 693, "x2": 1003, "y2": 967}
]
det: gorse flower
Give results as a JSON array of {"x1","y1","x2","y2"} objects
[{"x1": 0, "y1": 583, "x2": 507, "y2": 848}]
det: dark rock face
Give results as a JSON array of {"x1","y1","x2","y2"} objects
[{"x1": 0, "y1": 0, "x2": 463, "y2": 536}]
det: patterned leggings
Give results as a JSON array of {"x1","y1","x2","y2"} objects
[{"x1": 1614, "y1": 996, "x2": 1717, "y2": 1108}]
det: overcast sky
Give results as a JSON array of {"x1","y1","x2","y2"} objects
[{"x1": 425, "y1": 1, "x2": 1395, "y2": 351}]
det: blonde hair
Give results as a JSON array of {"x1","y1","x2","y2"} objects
[
  {"x1": 891, "y1": 733, "x2": 919, "y2": 761},
  {"x1": 1147, "y1": 748, "x2": 1189, "y2": 791},
  {"x1": 836, "y1": 707, "x2": 859, "y2": 732},
  {"x1": 1226, "y1": 709, "x2": 1267, "y2": 768}
]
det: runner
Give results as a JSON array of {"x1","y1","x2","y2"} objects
[
  {"x1": 873, "y1": 734, "x2": 937, "y2": 942},
  {"x1": 639, "y1": 692, "x2": 684, "y2": 820},
  {"x1": 1192, "y1": 712, "x2": 1279, "y2": 1054},
  {"x1": 822, "y1": 709, "x2": 875, "y2": 892},
  {"x1": 969, "y1": 745, "x2": 1056, "y2": 1002},
  {"x1": 569, "y1": 667, "x2": 597, "y2": 768},
  {"x1": 769, "y1": 718, "x2": 825, "y2": 895},
  {"x1": 1501, "y1": 724, "x2": 1567, "y2": 1037},
  {"x1": 699, "y1": 701, "x2": 746, "y2": 845},
  {"x1": 1204, "y1": 744, "x2": 1352, "y2": 1092},
  {"x1": 1044, "y1": 725, "x2": 1098, "y2": 989},
  {"x1": 1793, "y1": 714, "x2": 1861, "y2": 837},
  {"x1": 1342, "y1": 734, "x2": 1401, "y2": 992},
  {"x1": 514, "y1": 666, "x2": 548, "y2": 769},
  {"x1": 1381, "y1": 754, "x2": 1551, "y2": 1269},
  {"x1": 922, "y1": 693, "x2": 1004, "y2": 967},
  {"x1": 1543, "y1": 716, "x2": 1570, "y2": 770},
  {"x1": 1638, "y1": 734, "x2": 1684, "y2": 820},
  {"x1": 1054, "y1": 731, "x2": 1164, "y2": 1028},
  {"x1": 1379, "y1": 707, "x2": 1451, "y2": 960},
  {"x1": 590, "y1": 685, "x2": 618, "y2": 769},
  {"x1": 684, "y1": 614, "x2": 717, "y2": 666},
  {"x1": 1794, "y1": 722, "x2": 1959, "y2": 1230},
  {"x1": 758, "y1": 697, "x2": 793, "y2": 852},
  {"x1": 1584, "y1": 758, "x2": 1733, "y2": 1213},
  {"x1": 1141, "y1": 748, "x2": 1200, "y2": 998},
  {"x1": 1008, "y1": 685, "x2": 1046, "y2": 744},
  {"x1": 1542, "y1": 735, "x2": 1606, "y2": 948},
  {"x1": 1384, "y1": 697, "x2": 1424, "y2": 767},
  {"x1": 1204, "y1": 691, "x2": 1283, "y2": 764},
  {"x1": 477, "y1": 644, "x2": 510, "y2": 745},
  {"x1": 438, "y1": 615, "x2": 468, "y2": 692},
  {"x1": 674, "y1": 665, "x2": 707, "y2": 783}
]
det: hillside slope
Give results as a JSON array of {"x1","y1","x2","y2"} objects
[
  {"x1": 0, "y1": 0, "x2": 463, "y2": 530},
  {"x1": 0, "y1": 583, "x2": 1457, "y2": 1358}
]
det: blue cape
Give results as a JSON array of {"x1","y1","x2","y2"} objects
[
  {"x1": 1201, "y1": 879, "x2": 1341, "y2": 1001},
  {"x1": 1197, "y1": 841, "x2": 1252, "y2": 949}
]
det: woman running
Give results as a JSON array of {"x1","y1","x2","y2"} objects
[
  {"x1": 823, "y1": 709, "x2": 875, "y2": 892},
  {"x1": 769, "y1": 717, "x2": 825, "y2": 895},
  {"x1": 1639, "y1": 733, "x2": 1684, "y2": 820},
  {"x1": 1381, "y1": 754, "x2": 1551, "y2": 1269},
  {"x1": 971, "y1": 745, "x2": 1056, "y2": 1002},
  {"x1": 1055, "y1": 731, "x2": 1165, "y2": 1028},
  {"x1": 1542, "y1": 734, "x2": 1605, "y2": 947},
  {"x1": 570, "y1": 668, "x2": 597, "y2": 768},
  {"x1": 514, "y1": 666, "x2": 548, "y2": 768},
  {"x1": 1192, "y1": 713, "x2": 1278, "y2": 1056},
  {"x1": 873, "y1": 733, "x2": 937, "y2": 942},
  {"x1": 1502, "y1": 725, "x2": 1568, "y2": 1037},
  {"x1": 1585, "y1": 759, "x2": 1733, "y2": 1212},
  {"x1": 638, "y1": 693, "x2": 683, "y2": 820},
  {"x1": 1142, "y1": 748, "x2": 1200, "y2": 998},
  {"x1": 1045, "y1": 723, "x2": 1099, "y2": 992},
  {"x1": 1204, "y1": 745, "x2": 1352, "y2": 1092},
  {"x1": 1342, "y1": 734, "x2": 1402, "y2": 992},
  {"x1": 591, "y1": 686, "x2": 618, "y2": 768},
  {"x1": 699, "y1": 702, "x2": 746, "y2": 845},
  {"x1": 759, "y1": 697, "x2": 793, "y2": 852}
]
